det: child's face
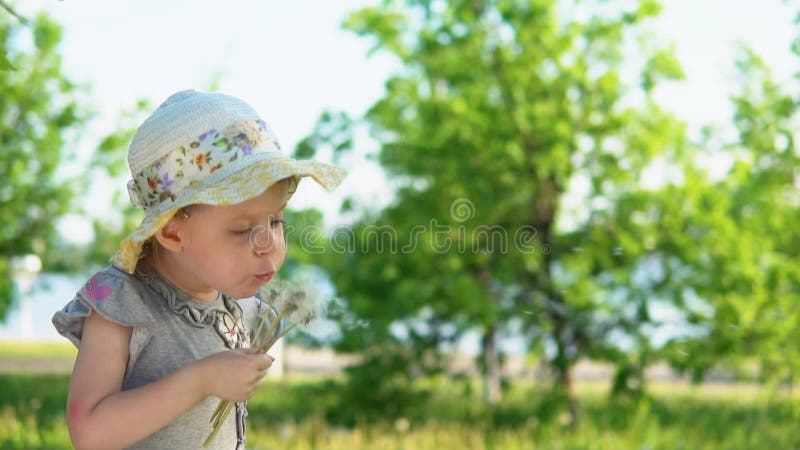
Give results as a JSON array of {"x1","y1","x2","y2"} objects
[{"x1": 173, "y1": 180, "x2": 290, "y2": 300}]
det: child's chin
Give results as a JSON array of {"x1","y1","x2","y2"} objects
[{"x1": 225, "y1": 287, "x2": 261, "y2": 300}]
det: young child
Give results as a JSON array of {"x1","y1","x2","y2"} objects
[{"x1": 52, "y1": 90, "x2": 345, "y2": 449}]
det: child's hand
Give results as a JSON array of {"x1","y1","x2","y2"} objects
[{"x1": 198, "y1": 349, "x2": 274, "y2": 402}]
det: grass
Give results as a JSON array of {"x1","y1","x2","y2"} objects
[
  {"x1": 0, "y1": 373, "x2": 72, "y2": 450},
  {"x1": 0, "y1": 341, "x2": 76, "y2": 360},
  {"x1": 2, "y1": 373, "x2": 798, "y2": 450}
]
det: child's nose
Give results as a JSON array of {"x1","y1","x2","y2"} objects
[{"x1": 249, "y1": 226, "x2": 285, "y2": 256}]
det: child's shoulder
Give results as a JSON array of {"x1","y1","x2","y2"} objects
[
  {"x1": 53, "y1": 265, "x2": 166, "y2": 347},
  {"x1": 73, "y1": 265, "x2": 166, "y2": 325}
]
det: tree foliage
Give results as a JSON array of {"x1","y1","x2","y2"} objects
[
  {"x1": 301, "y1": 0, "x2": 691, "y2": 420},
  {"x1": 660, "y1": 47, "x2": 800, "y2": 386},
  {"x1": 0, "y1": 11, "x2": 88, "y2": 319}
]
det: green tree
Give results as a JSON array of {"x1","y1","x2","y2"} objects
[
  {"x1": 44, "y1": 100, "x2": 153, "y2": 274},
  {"x1": 301, "y1": 0, "x2": 688, "y2": 422},
  {"x1": 661, "y1": 46, "x2": 800, "y2": 387},
  {"x1": 0, "y1": 10, "x2": 88, "y2": 319}
]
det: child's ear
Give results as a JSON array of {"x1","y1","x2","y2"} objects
[{"x1": 152, "y1": 216, "x2": 185, "y2": 252}]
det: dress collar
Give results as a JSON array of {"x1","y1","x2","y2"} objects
[{"x1": 133, "y1": 261, "x2": 241, "y2": 328}]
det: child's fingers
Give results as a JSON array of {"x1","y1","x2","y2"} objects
[
  {"x1": 253, "y1": 354, "x2": 274, "y2": 370},
  {"x1": 254, "y1": 355, "x2": 274, "y2": 382}
]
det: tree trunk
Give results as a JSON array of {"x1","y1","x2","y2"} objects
[
  {"x1": 482, "y1": 322, "x2": 502, "y2": 405},
  {"x1": 535, "y1": 177, "x2": 579, "y2": 424},
  {"x1": 553, "y1": 316, "x2": 579, "y2": 425},
  {"x1": 476, "y1": 265, "x2": 502, "y2": 405}
]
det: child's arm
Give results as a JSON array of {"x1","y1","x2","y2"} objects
[{"x1": 67, "y1": 312, "x2": 272, "y2": 450}]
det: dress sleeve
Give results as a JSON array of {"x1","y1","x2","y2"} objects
[{"x1": 51, "y1": 267, "x2": 157, "y2": 348}]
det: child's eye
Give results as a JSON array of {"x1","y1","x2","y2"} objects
[{"x1": 231, "y1": 220, "x2": 283, "y2": 236}]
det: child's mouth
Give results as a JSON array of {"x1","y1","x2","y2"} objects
[{"x1": 255, "y1": 272, "x2": 274, "y2": 282}]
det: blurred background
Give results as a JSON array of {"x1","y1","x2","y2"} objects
[{"x1": 2, "y1": 0, "x2": 800, "y2": 448}]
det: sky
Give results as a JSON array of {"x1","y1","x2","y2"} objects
[
  {"x1": 650, "y1": 0, "x2": 798, "y2": 128},
  {"x1": 15, "y1": 0, "x2": 799, "y2": 226},
  {"x1": 16, "y1": 0, "x2": 404, "y2": 236},
  {"x1": 4, "y1": 0, "x2": 799, "y2": 342}
]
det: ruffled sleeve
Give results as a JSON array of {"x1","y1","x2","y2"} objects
[{"x1": 52, "y1": 266, "x2": 157, "y2": 348}]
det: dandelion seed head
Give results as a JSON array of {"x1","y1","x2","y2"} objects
[
  {"x1": 285, "y1": 287, "x2": 318, "y2": 326},
  {"x1": 260, "y1": 280, "x2": 319, "y2": 327}
]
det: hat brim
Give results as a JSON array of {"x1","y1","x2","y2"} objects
[{"x1": 111, "y1": 157, "x2": 346, "y2": 274}]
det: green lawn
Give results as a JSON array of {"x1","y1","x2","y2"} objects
[
  {"x1": 0, "y1": 372, "x2": 798, "y2": 449},
  {"x1": 0, "y1": 341, "x2": 76, "y2": 360}
]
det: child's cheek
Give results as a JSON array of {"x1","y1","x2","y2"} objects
[{"x1": 67, "y1": 400, "x2": 84, "y2": 424}]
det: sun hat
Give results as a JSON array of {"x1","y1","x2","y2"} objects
[{"x1": 110, "y1": 90, "x2": 346, "y2": 274}]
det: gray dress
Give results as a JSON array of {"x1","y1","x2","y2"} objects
[{"x1": 52, "y1": 262, "x2": 278, "y2": 450}]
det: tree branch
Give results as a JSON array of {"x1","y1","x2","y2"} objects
[{"x1": 0, "y1": 1, "x2": 28, "y2": 24}]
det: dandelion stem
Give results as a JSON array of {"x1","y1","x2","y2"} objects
[
  {"x1": 205, "y1": 285, "x2": 318, "y2": 447},
  {"x1": 209, "y1": 401, "x2": 224, "y2": 423},
  {"x1": 204, "y1": 401, "x2": 236, "y2": 446},
  {"x1": 204, "y1": 307, "x2": 290, "y2": 447},
  {"x1": 263, "y1": 322, "x2": 298, "y2": 351},
  {"x1": 254, "y1": 307, "x2": 290, "y2": 354},
  {"x1": 252, "y1": 312, "x2": 268, "y2": 346}
]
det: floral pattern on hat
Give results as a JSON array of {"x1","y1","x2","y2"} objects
[{"x1": 127, "y1": 120, "x2": 279, "y2": 210}]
